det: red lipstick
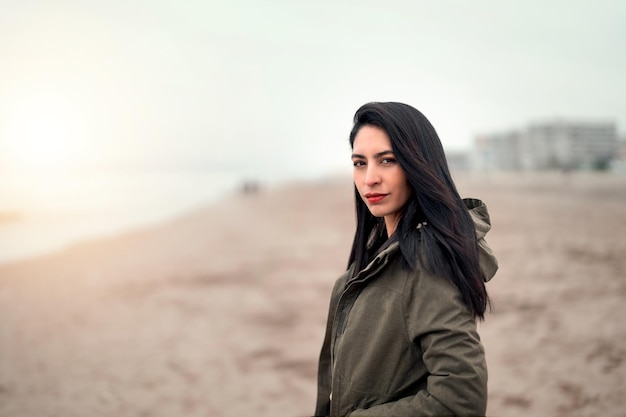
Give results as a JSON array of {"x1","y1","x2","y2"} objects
[{"x1": 364, "y1": 193, "x2": 387, "y2": 203}]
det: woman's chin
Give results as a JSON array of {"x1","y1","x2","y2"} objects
[{"x1": 367, "y1": 208, "x2": 387, "y2": 218}]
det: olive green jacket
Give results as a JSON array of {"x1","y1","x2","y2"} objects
[{"x1": 314, "y1": 198, "x2": 498, "y2": 417}]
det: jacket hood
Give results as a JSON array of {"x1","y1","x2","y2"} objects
[{"x1": 463, "y1": 198, "x2": 498, "y2": 282}]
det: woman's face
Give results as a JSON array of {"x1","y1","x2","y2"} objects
[{"x1": 352, "y1": 125, "x2": 412, "y2": 235}]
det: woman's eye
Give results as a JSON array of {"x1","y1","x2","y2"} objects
[
  {"x1": 353, "y1": 160, "x2": 365, "y2": 167},
  {"x1": 381, "y1": 158, "x2": 396, "y2": 165}
]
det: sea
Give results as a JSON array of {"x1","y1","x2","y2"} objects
[{"x1": 0, "y1": 169, "x2": 277, "y2": 265}]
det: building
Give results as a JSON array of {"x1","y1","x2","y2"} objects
[
  {"x1": 473, "y1": 119, "x2": 618, "y2": 171},
  {"x1": 473, "y1": 130, "x2": 522, "y2": 171},
  {"x1": 609, "y1": 136, "x2": 626, "y2": 173},
  {"x1": 445, "y1": 149, "x2": 472, "y2": 172}
]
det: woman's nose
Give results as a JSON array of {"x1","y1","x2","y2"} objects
[{"x1": 364, "y1": 166, "x2": 381, "y2": 186}]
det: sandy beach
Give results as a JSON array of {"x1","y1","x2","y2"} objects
[{"x1": 1, "y1": 172, "x2": 625, "y2": 417}]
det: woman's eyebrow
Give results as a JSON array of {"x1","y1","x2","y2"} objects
[{"x1": 351, "y1": 150, "x2": 394, "y2": 159}]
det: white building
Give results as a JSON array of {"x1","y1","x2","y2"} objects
[
  {"x1": 473, "y1": 119, "x2": 618, "y2": 171},
  {"x1": 473, "y1": 131, "x2": 522, "y2": 171}
]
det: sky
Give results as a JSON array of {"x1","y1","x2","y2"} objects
[{"x1": 1, "y1": 0, "x2": 625, "y2": 180}]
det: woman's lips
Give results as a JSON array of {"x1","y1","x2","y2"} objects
[{"x1": 365, "y1": 193, "x2": 388, "y2": 203}]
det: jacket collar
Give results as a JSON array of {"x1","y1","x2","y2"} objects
[{"x1": 348, "y1": 241, "x2": 400, "y2": 284}]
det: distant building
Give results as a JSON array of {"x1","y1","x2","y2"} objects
[
  {"x1": 609, "y1": 136, "x2": 626, "y2": 173},
  {"x1": 473, "y1": 119, "x2": 618, "y2": 171},
  {"x1": 473, "y1": 131, "x2": 522, "y2": 171},
  {"x1": 445, "y1": 149, "x2": 472, "y2": 172}
]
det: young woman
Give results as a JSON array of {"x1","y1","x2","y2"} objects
[{"x1": 314, "y1": 102, "x2": 498, "y2": 416}]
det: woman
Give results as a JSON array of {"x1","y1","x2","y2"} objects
[{"x1": 314, "y1": 102, "x2": 498, "y2": 416}]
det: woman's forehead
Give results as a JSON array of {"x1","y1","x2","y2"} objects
[{"x1": 352, "y1": 126, "x2": 392, "y2": 153}]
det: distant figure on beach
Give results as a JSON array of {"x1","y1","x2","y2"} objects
[
  {"x1": 314, "y1": 102, "x2": 498, "y2": 416},
  {"x1": 240, "y1": 180, "x2": 261, "y2": 195}
]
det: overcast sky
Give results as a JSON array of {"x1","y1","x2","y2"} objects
[{"x1": 1, "y1": 0, "x2": 624, "y2": 179}]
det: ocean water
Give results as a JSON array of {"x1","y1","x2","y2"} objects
[{"x1": 0, "y1": 170, "x2": 248, "y2": 265}]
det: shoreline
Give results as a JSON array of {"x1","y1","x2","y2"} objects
[{"x1": 0, "y1": 171, "x2": 352, "y2": 267}]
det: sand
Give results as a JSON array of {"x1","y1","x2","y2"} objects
[{"x1": 1, "y1": 172, "x2": 625, "y2": 417}]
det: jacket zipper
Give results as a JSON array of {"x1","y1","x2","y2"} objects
[{"x1": 329, "y1": 253, "x2": 389, "y2": 411}]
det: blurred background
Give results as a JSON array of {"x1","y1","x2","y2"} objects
[{"x1": 1, "y1": 1, "x2": 625, "y2": 416}]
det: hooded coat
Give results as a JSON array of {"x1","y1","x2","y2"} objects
[{"x1": 314, "y1": 198, "x2": 498, "y2": 417}]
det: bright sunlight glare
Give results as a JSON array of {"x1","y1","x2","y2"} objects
[{"x1": 3, "y1": 93, "x2": 87, "y2": 173}]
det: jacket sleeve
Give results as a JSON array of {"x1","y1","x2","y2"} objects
[{"x1": 349, "y1": 269, "x2": 488, "y2": 417}]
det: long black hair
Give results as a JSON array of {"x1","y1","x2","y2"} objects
[{"x1": 347, "y1": 102, "x2": 489, "y2": 319}]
